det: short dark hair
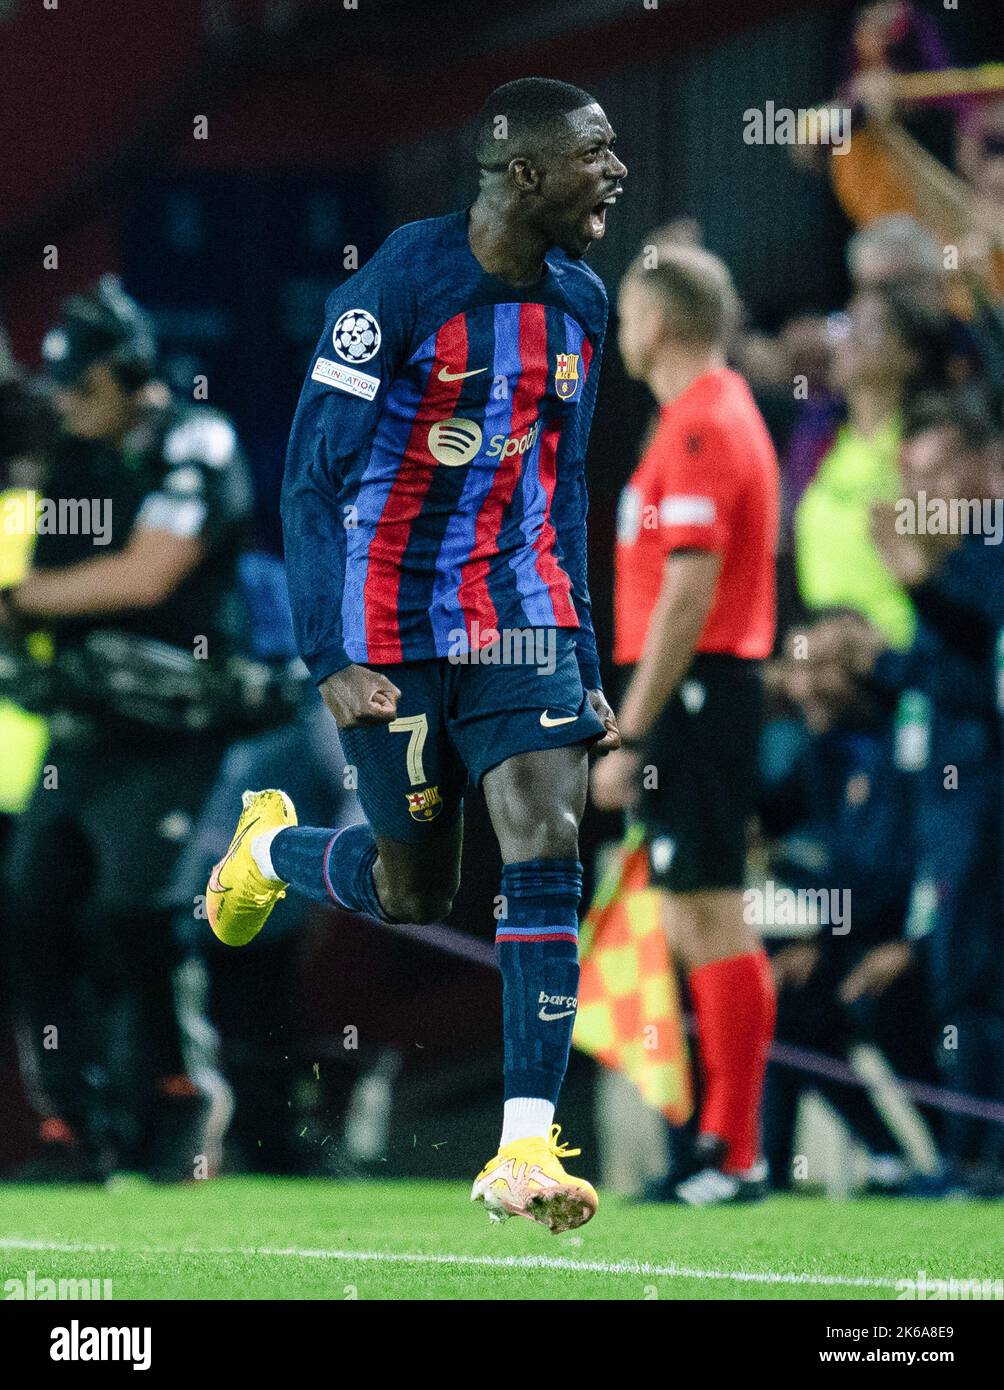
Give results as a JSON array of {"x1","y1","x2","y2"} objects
[
  {"x1": 475, "y1": 77, "x2": 597, "y2": 171},
  {"x1": 902, "y1": 387, "x2": 1001, "y2": 451},
  {"x1": 871, "y1": 283, "x2": 964, "y2": 398},
  {"x1": 626, "y1": 242, "x2": 740, "y2": 349}
]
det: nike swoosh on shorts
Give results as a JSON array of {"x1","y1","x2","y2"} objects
[{"x1": 539, "y1": 711, "x2": 578, "y2": 728}]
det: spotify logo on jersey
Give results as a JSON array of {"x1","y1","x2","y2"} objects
[{"x1": 428, "y1": 417, "x2": 483, "y2": 466}]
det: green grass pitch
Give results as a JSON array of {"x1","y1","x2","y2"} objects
[{"x1": 0, "y1": 1179, "x2": 999, "y2": 1300}]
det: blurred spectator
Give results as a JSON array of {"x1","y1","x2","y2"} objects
[
  {"x1": 847, "y1": 214, "x2": 1003, "y2": 393},
  {"x1": 761, "y1": 715, "x2": 936, "y2": 1193},
  {"x1": 777, "y1": 314, "x2": 842, "y2": 526},
  {"x1": 786, "y1": 388, "x2": 1004, "y2": 1194},
  {"x1": 827, "y1": 4, "x2": 1004, "y2": 303},
  {"x1": 847, "y1": 214, "x2": 947, "y2": 307},
  {"x1": 793, "y1": 283, "x2": 957, "y2": 647}
]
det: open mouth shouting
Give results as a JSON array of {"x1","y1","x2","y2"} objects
[{"x1": 585, "y1": 185, "x2": 623, "y2": 241}]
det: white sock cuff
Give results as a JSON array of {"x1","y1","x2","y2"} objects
[
  {"x1": 500, "y1": 1097, "x2": 555, "y2": 1148},
  {"x1": 250, "y1": 827, "x2": 283, "y2": 882}
]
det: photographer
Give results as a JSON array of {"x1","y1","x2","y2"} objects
[{"x1": 0, "y1": 278, "x2": 256, "y2": 1181}]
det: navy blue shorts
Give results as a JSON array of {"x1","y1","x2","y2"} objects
[{"x1": 337, "y1": 628, "x2": 604, "y2": 843}]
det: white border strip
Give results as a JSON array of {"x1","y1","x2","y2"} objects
[{"x1": 0, "y1": 1237, "x2": 900, "y2": 1290}]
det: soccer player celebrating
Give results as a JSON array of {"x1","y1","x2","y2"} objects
[
  {"x1": 206, "y1": 78, "x2": 626, "y2": 1232},
  {"x1": 591, "y1": 243, "x2": 779, "y2": 1205}
]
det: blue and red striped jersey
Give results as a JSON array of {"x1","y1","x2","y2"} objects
[{"x1": 281, "y1": 209, "x2": 607, "y2": 689}]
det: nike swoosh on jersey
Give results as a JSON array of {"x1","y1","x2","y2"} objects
[
  {"x1": 539, "y1": 710, "x2": 578, "y2": 728},
  {"x1": 538, "y1": 1006, "x2": 576, "y2": 1021},
  {"x1": 437, "y1": 366, "x2": 488, "y2": 382}
]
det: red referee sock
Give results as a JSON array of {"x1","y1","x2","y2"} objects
[{"x1": 689, "y1": 950, "x2": 776, "y2": 1173}]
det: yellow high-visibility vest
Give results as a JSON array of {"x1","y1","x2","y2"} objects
[{"x1": 0, "y1": 488, "x2": 48, "y2": 814}]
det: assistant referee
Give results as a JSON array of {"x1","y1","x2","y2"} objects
[{"x1": 591, "y1": 241, "x2": 779, "y2": 1205}]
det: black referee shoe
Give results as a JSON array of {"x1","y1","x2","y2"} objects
[
  {"x1": 636, "y1": 1133, "x2": 769, "y2": 1206},
  {"x1": 672, "y1": 1160, "x2": 769, "y2": 1206}
]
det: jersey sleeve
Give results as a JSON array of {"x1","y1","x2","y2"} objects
[
  {"x1": 551, "y1": 310, "x2": 606, "y2": 692},
  {"x1": 654, "y1": 424, "x2": 734, "y2": 555},
  {"x1": 280, "y1": 238, "x2": 417, "y2": 683},
  {"x1": 134, "y1": 411, "x2": 253, "y2": 550}
]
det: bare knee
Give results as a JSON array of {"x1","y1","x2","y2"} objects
[
  {"x1": 483, "y1": 746, "x2": 587, "y2": 863},
  {"x1": 486, "y1": 774, "x2": 581, "y2": 861},
  {"x1": 494, "y1": 803, "x2": 580, "y2": 862},
  {"x1": 372, "y1": 826, "x2": 462, "y2": 925},
  {"x1": 379, "y1": 884, "x2": 455, "y2": 925},
  {"x1": 373, "y1": 855, "x2": 459, "y2": 925},
  {"x1": 665, "y1": 889, "x2": 755, "y2": 968}
]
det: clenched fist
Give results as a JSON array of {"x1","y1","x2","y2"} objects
[{"x1": 319, "y1": 663, "x2": 402, "y2": 728}]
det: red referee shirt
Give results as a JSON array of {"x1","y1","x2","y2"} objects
[{"x1": 614, "y1": 367, "x2": 779, "y2": 664}]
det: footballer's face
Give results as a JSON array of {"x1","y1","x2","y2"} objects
[{"x1": 533, "y1": 104, "x2": 626, "y2": 258}]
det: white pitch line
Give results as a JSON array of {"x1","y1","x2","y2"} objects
[{"x1": 0, "y1": 1237, "x2": 901, "y2": 1290}]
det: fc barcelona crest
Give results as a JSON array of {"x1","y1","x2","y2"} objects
[
  {"x1": 406, "y1": 785, "x2": 443, "y2": 822},
  {"x1": 554, "y1": 353, "x2": 580, "y2": 400}
]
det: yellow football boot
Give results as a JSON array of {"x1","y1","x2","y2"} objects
[
  {"x1": 206, "y1": 789, "x2": 297, "y2": 947},
  {"x1": 471, "y1": 1124, "x2": 598, "y2": 1233}
]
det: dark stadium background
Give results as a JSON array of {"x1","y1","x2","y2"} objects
[{"x1": 0, "y1": 0, "x2": 997, "y2": 1179}]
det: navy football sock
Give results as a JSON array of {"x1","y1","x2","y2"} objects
[
  {"x1": 496, "y1": 858, "x2": 582, "y2": 1107},
  {"x1": 271, "y1": 824, "x2": 388, "y2": 920}
]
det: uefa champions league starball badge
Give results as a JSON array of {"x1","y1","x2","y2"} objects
[{"x1": 332, "y1": 309, "x2": 381, "y2": 364}]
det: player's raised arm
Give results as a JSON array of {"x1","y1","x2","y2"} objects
[{"x1": 280, "y1": 242, "x2": 415, "y2": 700}]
